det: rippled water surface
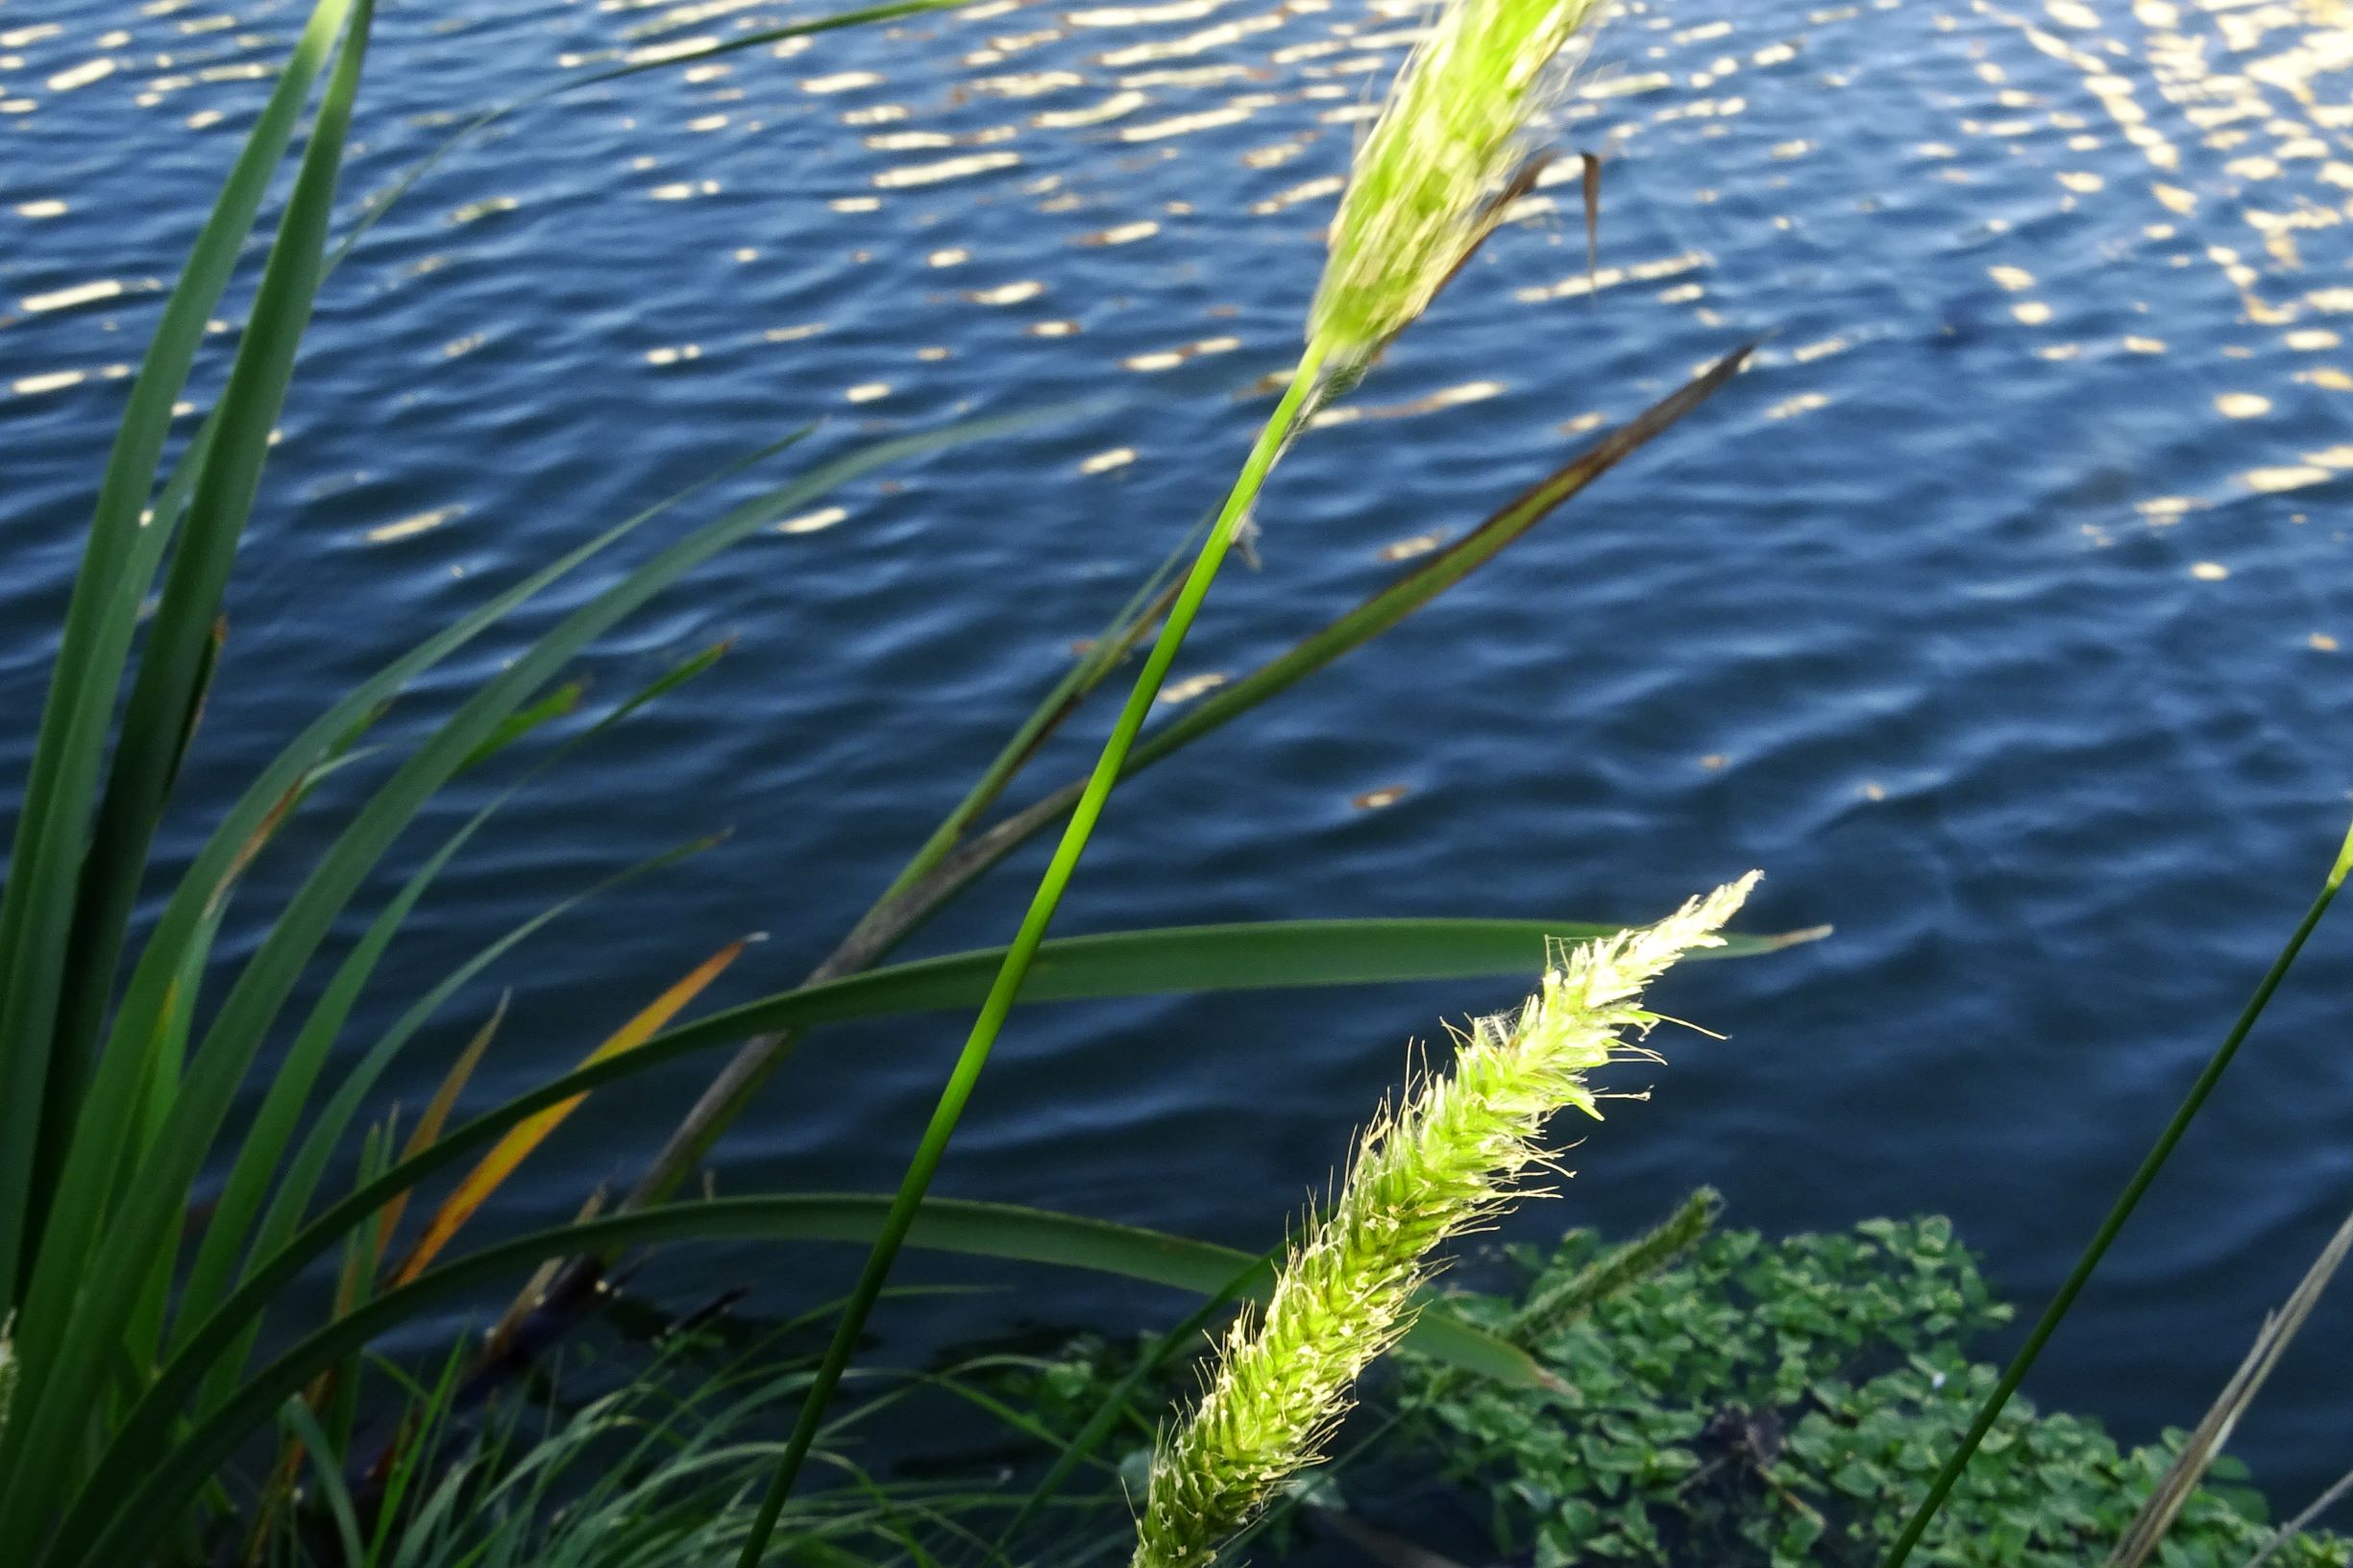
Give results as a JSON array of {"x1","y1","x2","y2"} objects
[{"x1": 10, "y1": 0, "x2": 2353, "y2": 1509}]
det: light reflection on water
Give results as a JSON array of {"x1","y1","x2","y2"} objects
[{"x1": 8, "y1": 0, "x2": 2353, "y2": 1512}]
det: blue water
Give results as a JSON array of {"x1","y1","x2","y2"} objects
[{"x1": 8, "y1": 0, "x2": 2353, "y2": 1517}]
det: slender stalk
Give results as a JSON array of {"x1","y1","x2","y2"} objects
[
  {"x1": 1881, "y1": 820, "x2": 2353, "y2": 1568},
  {"x1": 734, "y1": 354, "x2": 1327, "y2": 1567},
  {"x1": 2109, "y1": 1204, "x2": 2353, "y2": 1568},
  {"x1": 2245, "y1": 1462, "x2": 2353, "y2": 1568}
]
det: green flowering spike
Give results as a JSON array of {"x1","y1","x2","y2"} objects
[
  {"x1": 1307, "y1": 0, "x2": 1607, "y2": 370},
  {"x1": 1511, "y1": 1184, "x2": 1723, "y2": 1342},
  {"x1": 1130, "y1": 875, "x2": 1758, "y2": 1568}
]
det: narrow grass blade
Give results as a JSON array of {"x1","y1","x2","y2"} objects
[
  {"x1": 1882, "y1": 820, "x2": 2353, "y2": 1568},
  {"x1": 666, "y1": 916, "x2": 1820, "y2": 1045},
  {"x1": 0, "y1": 0, "x2": 377, "y2": 1494},
  {"x1": 843, "y1": 344, "x2": 1756, "y2": 964},
  {"x1": 744, "y1": 357, "x2": 1332, "y2": 1561},
  {"x1": 52, "y1": 0, "x2": 380, "y2": 1236},
  {"x1": 113, "y1": 912, "x2": 228, "y2": 1382},
  {"x1": 58, "y1": 1195, "x2": 1542, "y2": 1568},
  {"x1": 459, "y1": 681, "x2": 585, "y2": 772},
  {"x1": 373, "y1": 994, "x2": 509, "y2": 1257},
  {"x1": 0, "y1": 0, "x2": 360, "y2": 1311},
  {"x1": 279, "y1": 1397, "x2": 368, "y2": 1566}
]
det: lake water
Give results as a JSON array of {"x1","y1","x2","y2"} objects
[{"x1": 7, "y1": 0, "x2": 2353, "y2": 1517}]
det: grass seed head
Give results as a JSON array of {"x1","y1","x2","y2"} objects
[
  {"x1": 1307, "y1": 0, "x2": 1607, "y2": 370},
  {"x1": 1129, "y1": 873, "x2": 1756, "y2": 1568}
]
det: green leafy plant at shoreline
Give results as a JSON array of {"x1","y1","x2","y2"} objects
[
  {"x1": 0, "y1": 0, "x2": 1788, "y2": 1559},
  {"x1": 1409, "y1": 1216, "x2": 2349, "y2": 1568},
  {"x1": 990, "y1": 1213, "x2": 2345, "y2": 1568}
]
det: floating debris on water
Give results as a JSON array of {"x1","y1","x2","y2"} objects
[{"x1": 1157, "y1": 671, "x2": 1229, "y2": 705}]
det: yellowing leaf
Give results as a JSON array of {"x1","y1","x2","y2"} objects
[
  {"x1": 388, "y1": 943, "x2": 743, "y2": 1287},
  {"x1": 373, "y1": 992, "x2": 505, "y2": 1274}
]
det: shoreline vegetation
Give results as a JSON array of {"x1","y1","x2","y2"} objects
[{"x1": 3, "y1": 0, "x2": 2349, "y2": 1562}]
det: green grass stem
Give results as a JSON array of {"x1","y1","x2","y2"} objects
[
  {"x1": 735, "y1": 353, "x2": 1328, "y2": 1565},
  {"x1": 1880, "y1": 820, "x2": 2353, "y2": 1568}
]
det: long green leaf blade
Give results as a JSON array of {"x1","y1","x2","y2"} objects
[
  {"x1": 661, "y1": 915, "x2": 1823, "y2": 1046},
  {"x1": 48, "y1": 0, "x2": 386, "y2": 1273},
  {"x1": 0, "y1": 0, "x2": 359, "y2": 1311},
  {"x1": 0, "y1": 0, "x2": 378, "y2": 1492},
  {"x1": 830, "y1": 344, "x2": 1754, "y2": 975}
]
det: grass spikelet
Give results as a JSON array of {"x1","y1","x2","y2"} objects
[
  {"x1": 1510, "y1": 1184, "x2": 1722, "y2": 1342},
  {"x1": 1130, "y1": 873, "x2": 1758, "y2": 1568},
  {"x1": 1307, "y1": 0, "x2": 1607, "y2": 369}
]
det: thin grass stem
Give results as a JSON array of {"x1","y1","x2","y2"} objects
[
  {"x1": 734, "y1": 353, "x2": 1327, "y2": 1567},
  {"x1": 1880, "y1": 820, "x2": 2353, "y2": 1568}
]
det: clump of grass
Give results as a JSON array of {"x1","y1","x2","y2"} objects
[
  {"x1": 1131, "y1": 874, "x2": 1757, "y2": 1568},
  {"x1": 0, "y1": 0, "x2": 1775, "y2": 1552}
]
